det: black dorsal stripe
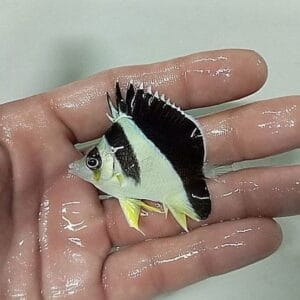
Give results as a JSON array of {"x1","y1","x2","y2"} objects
[
  {"x1": 105, "y1": 123, "x2": 140, "y2": 183},
  {"x1": 113, "y1": 83, "x2": 211, "y2": 219}
]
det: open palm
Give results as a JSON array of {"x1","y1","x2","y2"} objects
[{"x1": 1, "y1": 49, "x2": 299, "y2": 299}]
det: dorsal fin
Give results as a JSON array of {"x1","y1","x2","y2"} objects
[
  {"x1": 111, "y1": 82, "x2": 211, "y2": 219},
  {"x1": 115, "y1": 81, "x2": 127, "y2": 113}
]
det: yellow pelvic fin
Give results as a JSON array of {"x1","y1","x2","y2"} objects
[
  {"x1": 119, "y1": 198, "x2": 144, "y2": 234},
  {"x1": 163, "y1": 203, "x2": 169, "y2": 219},
  {"x1": 139, "y1": 201, "x2": 162, "y2": 213},
  {"x1": 118, "y1": 198, "x2": 162, "y2": 234}
]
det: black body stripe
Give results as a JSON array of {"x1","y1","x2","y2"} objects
[
  {"x1": 105, "y1": 123, "x2": 141, "y2": 183},
  {"x1": 188, "y1": 179, "x2": 211, "y2": 219},
  {"x1": 132, "y1": 99, "x2": 211, "y2": 218}
]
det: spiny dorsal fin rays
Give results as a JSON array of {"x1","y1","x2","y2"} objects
[
  {"x1": 126, "y1": 81, "x2": 135, "y2": 115},
  {"x1": 113, "y1": 81, "x2": 188, "y2": 119},
  {"x1": 115, "y1": 81, "x2": 127, "y2": 113},
  {"x1": 138, "y1": 82, "x2": 144, "y2": 90},
  {"x1": 106, "y1": 92, "x2": 119, "y2": 120},
  {"x1": 115, "y1": 81, "x2": 123, "y2": 104},
  {"x1": 146, "y1": 85, "x2": 152, "y2": 95}
]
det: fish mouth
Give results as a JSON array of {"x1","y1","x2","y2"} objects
[
  {"x1": 68, "y1": 159, "x2": 94, "y2": 184},
  {"x1": 68, "y1": 160, "x2": 83, "y2": 177}
]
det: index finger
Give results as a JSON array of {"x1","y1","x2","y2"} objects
[{"x1": 46, "y1": 49, "x2": 267, "y2": 143}]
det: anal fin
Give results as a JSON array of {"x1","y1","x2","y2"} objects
[
  {"x1": 165, "y1": 194, "x2": 201, "y2": 232},
  {"x1": 168, "y1": 207, "x2": 188, "y2": 232}
]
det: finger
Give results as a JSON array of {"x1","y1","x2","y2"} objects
[
  {"x1": 104, "y1": 164, "x2": 300, "y2": 246},
  {"x1": 103, "y1": 218, "x2": 281, "y2": 300},
  {"x1": 45, "y1": 49, "x2": 267, "y2": 142},
  {"x1": 0, "y1": 144, "x2": 12, "y2": 263},
  {"x1": 39, "y1": 173, "x2": 111, "y2": 298},
  {"x1": 201, "y1": 96, "x2": 300, "y2": 165},
  {"x1": 207, "y1": 165, "x2": 300, "y2": 221}
]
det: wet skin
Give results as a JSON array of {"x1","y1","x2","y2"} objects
[{"x1": 0, "y1": 49, "x2": 299, "y2": 299}]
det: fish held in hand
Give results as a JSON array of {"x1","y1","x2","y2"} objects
[{"x1": 69, "y1": 82, "x2": 211, "y2": 233}]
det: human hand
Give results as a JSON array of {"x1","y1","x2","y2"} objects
[{"x1": 0, "y1": 49, "x2": 299, "y2": 299}]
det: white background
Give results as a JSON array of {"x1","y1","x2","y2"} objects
[{"x1": 0, "y1": 1, "x2": 299, "y2": 299}]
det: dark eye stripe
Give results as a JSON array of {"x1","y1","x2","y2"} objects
[{"x1": 86, "y1": 147, "x2": 102, "y2": 170}]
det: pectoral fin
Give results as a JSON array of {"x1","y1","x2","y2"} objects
[{"x1": 118, "y1": 198, "x2": 161, "y2": 234}]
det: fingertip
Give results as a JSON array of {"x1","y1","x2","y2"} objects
[
  {"x1": 259, "y1": 218, "x2": 283, "y2": 256},
  {"x1": 227, "y1": 49, "x2": 268, "y2": 100},
  {"x1": 226, "y1": 218, "x2": 283, "y2": 270},
  {"x1": 247, "y1": 49, "x2": 268, "y2": 91}
]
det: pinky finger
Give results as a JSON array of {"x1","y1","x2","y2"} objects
[{"x1": 102, "y1": 218, "x2": 282, "y2": 300}]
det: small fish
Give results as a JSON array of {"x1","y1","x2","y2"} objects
[{"x1": 69, "y1": 82, "x2": 211, "y2": 233}]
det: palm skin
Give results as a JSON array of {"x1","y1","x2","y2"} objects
[{"x1": 0, "y1": 49, "x2": 298, "y2": 299}]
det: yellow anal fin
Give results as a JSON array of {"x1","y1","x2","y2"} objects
[
  {"x1": 169, "y1": 207, "x2": 188, "y2": 232},
  {"x1": 166, "y1": 200, "x2": 200, "y2": 232},
  {"x1": 184, "y1": 209, "x2": 200, "y2": 223}
]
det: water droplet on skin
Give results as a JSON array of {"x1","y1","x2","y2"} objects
[
  {"x1": 68, "y1": 237, "x2": 84, "y2": 248},
  {"x1": 214, "y1": 68, "x2": 232, "y2": 78},
  {"x1": 221, "y1": 180, "x2": 260, "y2": 199},
  {"x1": 62, "y1": 216, "x2": 87, "y2": 232},
  {"x1": 61, "y1": 200, "x2": 88, "y2": 232},
  {"x1": 206, "y1": 118, "x2": 235, "y2": 138},
  {"x1": 127, "y1": 240, "x2": 206, "y2": 279},
  {"x1": 51, "y1": 86, "x2": 106, "y2": 111},
  {"x1": 213, "y1": 242, "x2": 245, "y2": 250},
  {"x1": 39, "y1": 198, "x2": 50, "y2": 251},
  {"x1": 258, "y1": 105, "x2": 297, "y2": 135},
  {"x1": 102, "y1": 266, "x2": 111, "y2": 291},
  {"x1": 50, "y1": 277, "x2": 85, "y2": 298}
]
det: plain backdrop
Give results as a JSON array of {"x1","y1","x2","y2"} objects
[{"x1": 0, "y1": 1, "x2": 299, "y2": 299}]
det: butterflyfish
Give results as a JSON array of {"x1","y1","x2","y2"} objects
[{"x1": 69, "y1": 82, "x2": 211, "y2": 233}]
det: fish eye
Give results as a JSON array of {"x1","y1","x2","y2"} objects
[
  {"x1": 86, "y1": 147, "x2": 102, "y2": 170},
  {"x1": 86, "y1": 157, "x2": 100, "y2": 169}
]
